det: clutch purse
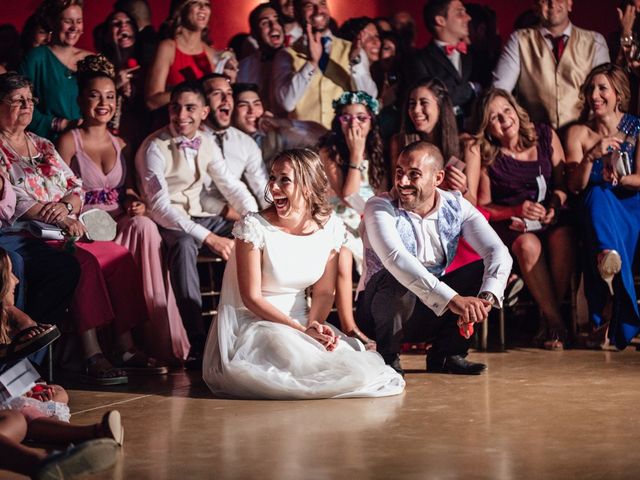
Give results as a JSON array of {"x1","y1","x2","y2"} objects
[{"x1": 79, "y1": 208, "x2": 117, "y2": 241}]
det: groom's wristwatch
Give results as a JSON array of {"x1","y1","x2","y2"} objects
[{"x1": 478, "y1": 291, "x2": 499, "y2": 308}]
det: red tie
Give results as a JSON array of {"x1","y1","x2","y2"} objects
[
  {"x1": 444, "y1": 41, "x2": 468, "y2": 55},
  {"x1": 547, "y1": 35, "x2": 566, "y2": 62}
]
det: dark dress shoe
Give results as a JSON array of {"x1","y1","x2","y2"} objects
[
  {"x1": 184, "y1": 351, "x2": 203, "y2": 371},
  {"x1": 383, "y1": 354, "x2": 404, "y2": 377},
  {"x1": 426, "y1": 355, "x2": 486, "y2": 375}
]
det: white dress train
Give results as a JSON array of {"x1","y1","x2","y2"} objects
[{"x1": 202, "y1": 212, "x2": 405, "y2": 399}]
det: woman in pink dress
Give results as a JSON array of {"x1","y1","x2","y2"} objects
[
  {"x1": 56, "y1": 55, "x2": 190, "y2": 364},
  {"x1": 0, "y1": 71, "x2": 165, "y2": 384}
]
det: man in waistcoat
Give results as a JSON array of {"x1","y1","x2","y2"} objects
[
  {"x1": 492, "y1": 0, "x2": 610, "y2": 129},
  {"x1": 356, "y1": 141, "x2": 512, "y2": 375},
  {"x1": 136, "y1": 81, "x2": 258, "y2": 368},
  {"x1": 272, "y1": 0, "x2": 378, "y2": 129}
]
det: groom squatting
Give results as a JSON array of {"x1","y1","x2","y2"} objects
[{"x1": 357, "y1": 141, "x2": 512, "y2": 375}]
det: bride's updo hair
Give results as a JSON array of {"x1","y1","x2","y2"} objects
[{"x1": 266, "y1": 149, "x2": 333, "y2": 226}]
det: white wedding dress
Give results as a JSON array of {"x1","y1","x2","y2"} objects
[{"x1": 202, "y1": 212, "x2": 405, "y2": 399}]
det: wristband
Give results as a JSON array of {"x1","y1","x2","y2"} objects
[
  {"x1": 348, "y1": 163, "x2": 366, "y2": 172},
  {"x1": 621, "y1": 34, "x2": 635, "y2": 47}
]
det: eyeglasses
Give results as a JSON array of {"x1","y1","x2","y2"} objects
[
  {"x1": 1, "y1": 97, "x2": 39, "y2": 108},
  {"x1": 338, "y1": 114, "x2": 371, "y2": 124}
]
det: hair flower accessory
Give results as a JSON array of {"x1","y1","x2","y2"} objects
[{"x1": 332, "y1": 91, "x2": 380, "y2": 115}]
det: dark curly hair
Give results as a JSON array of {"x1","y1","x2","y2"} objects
[
  {"x1": 320, "y1": 101, "x2": 386, "y2": 192},
  {"x1": 76, "y1": 54, "x2": 116, "y2": 93}
]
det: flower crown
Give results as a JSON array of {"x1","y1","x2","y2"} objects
[
  {"x1": 77, "y1": 54, "x2": 116, "y2": 79},
  {"x1": 332, "y1": 91, "x2": 380, "y2": 115}
]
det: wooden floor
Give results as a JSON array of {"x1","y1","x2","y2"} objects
[{"x1": 4, "y1": 348, "x2": 640, "y2": 479}]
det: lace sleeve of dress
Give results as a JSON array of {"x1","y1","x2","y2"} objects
[
  {"x1": 232, "y1": 212, "x2": 265, "y2": 250},
  {"x1": 328, "y1": 214, "x2": 347, "y2": 253}
]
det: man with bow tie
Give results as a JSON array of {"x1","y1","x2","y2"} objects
[
  {"x1": 406, "y1": 0, "x2": 479, "y2": 128},
  {"x1": 493, "y1": 0, "x2": 609, "y2": 130},
  {"x1": 136, "y1": 81, "x2": 258, "y2": 369},
  {"x1": 272, "y1": 0, "x2": 378, "y2": 129}
]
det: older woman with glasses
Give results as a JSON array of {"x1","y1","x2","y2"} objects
[{"x1": 0, "y1": 72, "x2": 166, "y2": 385}]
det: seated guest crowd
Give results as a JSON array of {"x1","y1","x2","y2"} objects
[{"x1": 1, "y1": 0, "x2": 640, "y2": 404}]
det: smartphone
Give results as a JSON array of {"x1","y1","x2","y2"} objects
[{"x1": 445, "y1": 156, "x2": 466, "y2": 172}]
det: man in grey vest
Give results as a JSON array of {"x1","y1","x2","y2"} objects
[
  {"x1": 136, "y1": 81, "x2": 258, "y2": 369},
  {"x1": 356, "y1": 141, "x2": 512, "y2": 375}
]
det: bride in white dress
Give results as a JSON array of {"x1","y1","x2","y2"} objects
[{"x1": 202, "y1": 149, "x2": 405, "y2": 399}]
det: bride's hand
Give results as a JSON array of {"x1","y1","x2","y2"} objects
[{"x1": 305, "y1": 321, "x2": 339, "y2": 351}]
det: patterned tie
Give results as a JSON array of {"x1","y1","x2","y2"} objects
[
  {"x1": 214, "y1": 131, "x2": 225, "y2": 157},
  {"x1": 319, "y1": 36, "x2": 331, "y2": 72},
  {"x1": 177, "y1": 136, "x2": 201, "y2": 151}
]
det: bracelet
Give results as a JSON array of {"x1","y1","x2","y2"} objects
[
  {"x1": 51, "y1": 117, "x2": 62, "y2": 132},
  {"x1": 348, "y1": 163, "x2": 366, "y2": 172},
  {"x1": 621, "y1": 33, "x2": 635, "y2": 47}
]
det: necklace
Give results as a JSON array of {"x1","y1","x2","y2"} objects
[{"x1": 1, "y1": 131, "x2": 35, "y2": 163}]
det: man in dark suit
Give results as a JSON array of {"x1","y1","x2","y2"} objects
[{"x1": 406, "y1": 0, "x2": 479, "y2": 127}]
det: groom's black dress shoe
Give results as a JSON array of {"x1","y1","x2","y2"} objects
[
  {"x1": 426, "y1": 355, "x2": 486, "y2": 375},
  {"x1": 383, "y1": 355, "x2": 405, "y2": 377}
]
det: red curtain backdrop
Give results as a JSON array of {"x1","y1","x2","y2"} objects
[{"x1": 3, "y1": 0, "x2": 619, "y2": 53}]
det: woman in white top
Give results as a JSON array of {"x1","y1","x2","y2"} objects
[{"x1": 202, "y1": 149, "x2": 404, "y2": 399}]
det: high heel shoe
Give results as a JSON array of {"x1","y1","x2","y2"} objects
[{"x1": 598, "y1": 250, "x2": 621, "y2": 296}]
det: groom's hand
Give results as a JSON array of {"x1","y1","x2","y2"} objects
[{"x1": 447, "y1": 295, "x2": 492, "y2": 324}]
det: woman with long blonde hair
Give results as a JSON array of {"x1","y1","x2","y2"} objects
[{"x1": 465, "y1": 88, "x2": 573, "y2": 350}]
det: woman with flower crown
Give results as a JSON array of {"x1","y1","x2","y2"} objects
[
  {"x1": 318, "y1": 91, "x2": 387, "y2": 351},
  {"x1": 56, "y1": 54, "x2": 190, "y2": 364}
]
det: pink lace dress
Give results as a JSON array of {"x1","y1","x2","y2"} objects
[{"x1": 69, "y1": 129, "x2": 190, "y2": 362}]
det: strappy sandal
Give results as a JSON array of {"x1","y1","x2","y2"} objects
[
  {"x1": 0, "y1": 324, "x2": 60, "y2": 363},
  {"x1": 116, "y1": 349, "x2": 168, "y2": 375},
  {"x1": 84, "y1": 353, "x2": 128, "y2": 385},
  {"x1": 543, "y1": 324, "x2": 567, "y2": 351}
]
